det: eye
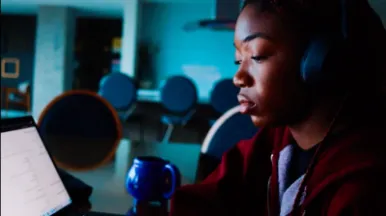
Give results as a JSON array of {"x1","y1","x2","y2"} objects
[
  {"x1": 251, "y1": 55, "x2": 268, "y2": 62},
  {"x1": 234, "y1": 60, "x2": 242, "y2": 65}
]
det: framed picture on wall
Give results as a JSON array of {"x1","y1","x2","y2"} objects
[{"x1": 1, "y1": 58, "x2": 20, "y2": 79}]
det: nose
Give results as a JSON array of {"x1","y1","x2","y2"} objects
[{"x1": 233, "y1": 67, "x2": 253, "y2": 88}]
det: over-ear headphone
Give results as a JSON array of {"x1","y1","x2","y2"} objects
[
  {"x1": 292, "y1": 2, "x2": 352, "y2": 213},
  {"x1": 300, "y1": 0, "x2": 349, "y2": 86}
]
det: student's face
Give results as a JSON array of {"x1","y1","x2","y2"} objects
[{"x1": 234, "y1": 4, "x2": 308, "y2": 126}]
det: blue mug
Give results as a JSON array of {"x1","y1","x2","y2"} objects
[{"x1": 126, "y1": 156, "x2": 181, "y2": 201}]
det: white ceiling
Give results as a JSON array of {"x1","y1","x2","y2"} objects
[{"x1": 1, "y1": 0, "x2": 385, "y2": 20}]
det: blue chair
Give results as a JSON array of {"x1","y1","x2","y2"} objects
[
  {"x1": 98, "y1": 73, "x2": 145, "y2": 143},
  {"x1": 38, "y1": 90, "x2": 122, "y2": 171},
  {"x1": 196, "y1": 105, "x2": 257, "y2": 182},
  {"x1": 98, "y1": 73, "x2": 137, "y2": 119},
  {"x1": 160, "y1": 76, "x2": 198, "y2": 144},
  {"x1": 209, "y1": 79, "x2": 239, "y2": 125}
]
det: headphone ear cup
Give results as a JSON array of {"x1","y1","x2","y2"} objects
[{"x1": 301, "y1": 36, "x2": 335, "y2": 86}]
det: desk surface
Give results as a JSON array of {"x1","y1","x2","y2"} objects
[{"x1": 137, "y1": 89, "x2": 210, "y2": 104}]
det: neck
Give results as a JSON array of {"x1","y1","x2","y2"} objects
[{"x1": 288, "y1": 91, "x2": 348, "y2": 150}]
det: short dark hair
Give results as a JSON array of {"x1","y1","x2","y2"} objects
[
  {"x1": 241, "y1": 0, "x2": 313, "y2": 38},
  {"x1": 241, "y1": 0, "x2": 386, "y2": 97},
  {"x1": 241, "y1": 0, "x2": 278, "y2": 12},
  {"x1": 242, "y1": 0, "x2": 343, "y2": 35}
]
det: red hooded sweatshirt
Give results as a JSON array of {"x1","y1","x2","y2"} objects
[
  {"x1": 170, "y1": 0, "x2": 386, "y2": 215},
  {"x1": 170, "y1": 101, "x2": 386, "y2": 216}
]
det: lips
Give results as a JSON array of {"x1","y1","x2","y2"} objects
[{"x1": 238, "y1": 95, "x2": 256, "y2": 114}]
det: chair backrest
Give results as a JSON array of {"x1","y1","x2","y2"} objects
[
  {"x1": 160, "y1": 76, "x2": 197, "y2": 114},
  {"x1": 38, "y1": 90, "x2": 122, "y2": 171},
  {"x1": 98, "y1": 73, "x2": 137, "y2": 111},
  {"x1": 210, "y1": 79, "x2": 239, "y2": 114},
  {"x1": 196, "y1": 105, "x2": 257, "y2": 182},
  {"x1": 201, "y1": 105, "x2": 257, "y2": 159}
]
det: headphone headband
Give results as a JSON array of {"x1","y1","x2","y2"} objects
[{"x1": 273, "y1": 0, "x2": 348, "y2": 39}]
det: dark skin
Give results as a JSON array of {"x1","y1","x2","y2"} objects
[{"x1": 234, "y1": 4, "x2": 345, "y2": 149}]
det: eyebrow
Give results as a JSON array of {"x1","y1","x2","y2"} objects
[
  {"x1": 233, "y1": 32, "x2": 273, "y2": 47},
  {"x1": 243, "y1": 32, "x2": 273, "y2": 43}
]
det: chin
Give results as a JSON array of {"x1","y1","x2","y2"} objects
[
  {"x1": 251, "y1": 115, "x2": 286, "y2": 127},
  {"x1": 251, "y1": 115, "x2": 270, "y2": 127}
]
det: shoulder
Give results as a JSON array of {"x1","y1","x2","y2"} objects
[
  {"x1": 327, "y1": 169, "x2": 386, "y2": 215},
  {"x1": 212, "y1": 126, "x2": 289, "y2": 181},
  {"x1": 170, "y1": 126, "x2": 290, "y2": 216}
]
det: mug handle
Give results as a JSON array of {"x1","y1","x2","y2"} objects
[{"x1": 163, "y1": 163, "x2": 181, "y2": 199}]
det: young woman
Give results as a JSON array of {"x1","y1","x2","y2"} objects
[{"x1": 170, "y1": 0, "x2": 386, "y2": 215}]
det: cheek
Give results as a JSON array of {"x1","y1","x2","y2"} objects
[
  {"x1": 251, "y1": 62, "x2": 289, "y2": 94},
  {"x1": 251, "y1": 56, "x2": 300, "y2": 107}
]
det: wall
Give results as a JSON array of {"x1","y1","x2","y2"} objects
[
  {"x1": 140, "y1": 2, "x2": 237, "y2": 99},
  {"x1": 0, "y1": 14, "x2": 122, "y2": 89},
  {"x1": 1, "y1": 15, "x2": 37, "y2": 88}
]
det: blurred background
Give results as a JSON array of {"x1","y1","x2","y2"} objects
[{"x1": 1, "y1": 0, "x2": 385, "y2": 214}]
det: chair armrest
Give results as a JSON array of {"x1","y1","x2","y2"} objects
[{"x1": 6, "y1": 87, "x2": 28, "y2": 98}]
